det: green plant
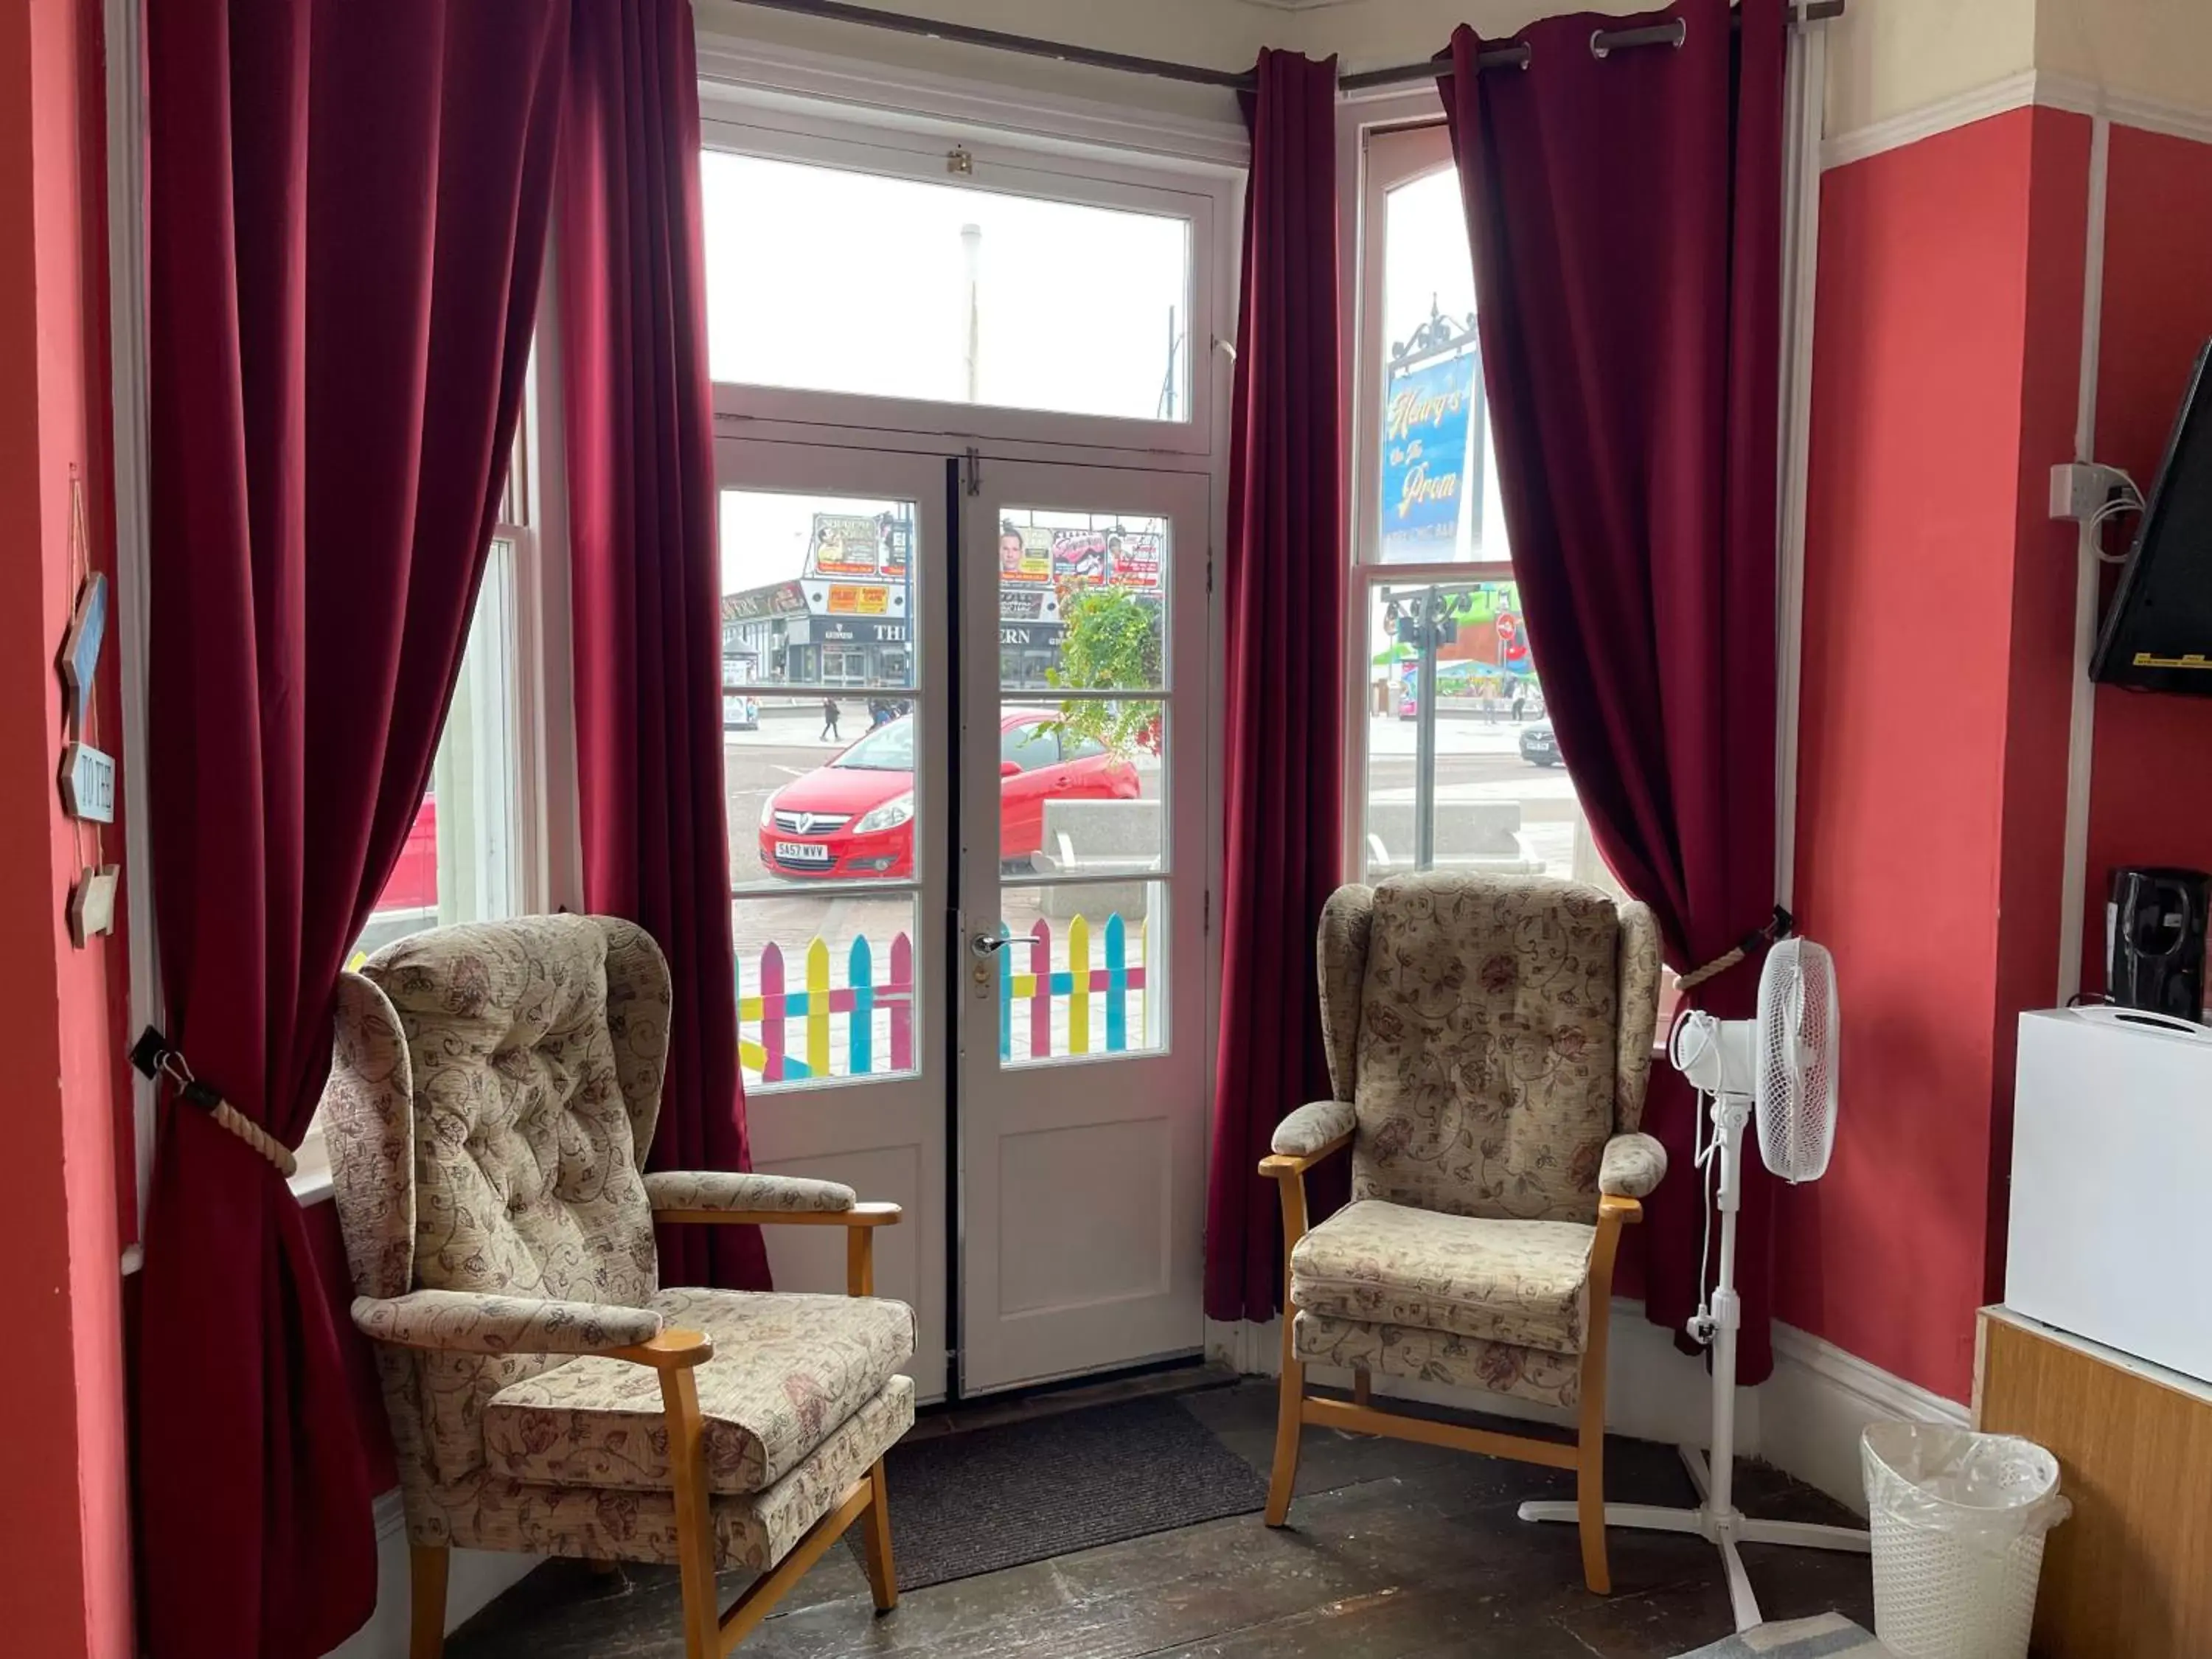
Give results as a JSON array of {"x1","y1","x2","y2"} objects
[{"x1": 1046, "y1": 581, "x2": 1162, "y2": 762}]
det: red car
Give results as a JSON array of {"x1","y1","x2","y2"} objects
[{"x1": 759, "y1": 710, "x2": 1138, "y2": 879}]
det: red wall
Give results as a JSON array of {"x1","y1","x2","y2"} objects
[
  {"x1": 1780, "y1": 106, "x2": 2088, "y2": 1402},
  {"x1": 2079, "y1": 125, "x2": 2212, "y2": 989},
  {"x1": 0, "y1": 1, "x2": 133, "y2": 1652}
]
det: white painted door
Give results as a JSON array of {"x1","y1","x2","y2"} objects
[
  {"x1": 955, "y1": 456, "x2": 1211, "y2": 1394},
  {"x1": 714, "y1": 439, "x2": 950, "y2": 1402}
]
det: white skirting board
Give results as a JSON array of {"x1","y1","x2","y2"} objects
[
  {"x1": 1760, "y1": 1323, "x2": 1971, "y2": 1517},
  {"x1": 1207, "y1": 1307, "x2": 1969, "y2": 1517},
  {"x1": 320, "y1": 1493, "x2": 543, "y2": 1659}
]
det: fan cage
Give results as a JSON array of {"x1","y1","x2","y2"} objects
[{"x1": 1754, "y1": 938, "x2": 1839, "y2": 1182}]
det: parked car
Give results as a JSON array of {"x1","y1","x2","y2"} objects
[
  {"x1": 723, "y1": 691, "x2": 760, "y2": 731},
  {"x1": 378, "y1": 793, "x2": 439, "y2": 911},
  {"x1": 759, "y1": 710, "x2": 1138, "y2": 879},
  {"x1": 1519, "y1": 719, "x2": 1562, "y2": 768}
]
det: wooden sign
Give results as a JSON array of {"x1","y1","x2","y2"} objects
[
  {"x1": 60, "y1": 740, "x2": 115, "y2": 822},
  {"x1": 57, "y1": 569, "x2": 105, "y2": 739},
  {"x1": 67, "y1": 865, "x2": 119, "y2": 945}
]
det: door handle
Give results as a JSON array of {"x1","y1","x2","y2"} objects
[{"x1": 969, "y1": 931, "x2": 1044, "y2": 961}]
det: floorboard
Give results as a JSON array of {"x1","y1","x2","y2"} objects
[{"x1": 448, "y1": 1379, "x2": 1874, "y2": 1659}]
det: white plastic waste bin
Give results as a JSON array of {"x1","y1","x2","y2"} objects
[{"x1": 1860, "y1": 1422, "x2": 2070, "y2": 1659}]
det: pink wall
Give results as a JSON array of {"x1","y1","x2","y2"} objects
[
  {"x1": 1780, "y1": 106, "x2": 2087, "y2": 1402},
  {"x1": 0, "y1": 1, "x2": 133, "y2": 1653},
  {"x1": 2079, "y1": 125, "x2": 2212, "y2": 990}
]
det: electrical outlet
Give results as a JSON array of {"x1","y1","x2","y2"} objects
[{"x1": 2050, "y1": 461, "x2": 2137, "y2": 521}]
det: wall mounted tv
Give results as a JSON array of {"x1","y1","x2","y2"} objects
[{"x1": 2095, "y1": 338, "x2": 2212, "y2": 694}]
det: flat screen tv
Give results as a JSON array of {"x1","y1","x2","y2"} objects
[{"x1": 2094, "y1": 338, "x2": 2212, "y2": 693}]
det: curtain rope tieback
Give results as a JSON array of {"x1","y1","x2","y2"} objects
[
  {"x1": 128, "y1": 1026, "x2": 299, "y2": 1178},
  {"x1": 1674, "y1": 905, "x2": 1794, "y2": 995}
]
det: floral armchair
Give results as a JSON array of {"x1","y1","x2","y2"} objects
[
  {"x1": 323, "y1": 915, "x2": 910, "y2": 1659},
  {"x1": 1259, "y1": 872, "x2": 1665, "y2": 1595}
]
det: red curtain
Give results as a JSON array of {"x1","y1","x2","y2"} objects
[
  {"x1": 139, "y1": 1, "x2": 567, "y2": 1653},
  {"x1": 561, "y1": 0, "x2": 768, "y2": 1290},
  {"x1": 1441, "y1": 0, "x2": 1787, "y2": 1376},
  {"x1": 1204, "y1": 49, "x2": 1346, "y2": 1323}
]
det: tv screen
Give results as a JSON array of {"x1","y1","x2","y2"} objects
[{"x1": 2094, "y1": 338, "x2": 2212, "y2": 693}]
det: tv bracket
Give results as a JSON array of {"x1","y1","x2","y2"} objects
[{"x1": 2051, "y1": 460, "x2": 2146, "y2": 560}]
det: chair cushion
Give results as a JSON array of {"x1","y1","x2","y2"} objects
[
  {"x1": 481, "y1": 1288, "x2": 914, "y2": 1495},
  {"x1": 1294, "y1": 1309, "x2": 1582, "y2": 1411},
  {"x1": 1290, "y1": 1199, "x2": 1593, "y2": 1355},
  {"x1": 445, "y1": 1374, "x2": 917, "y2": 1572},
  {"x1": 1349, "y1": 874, "x2": 1622, "y2": 1222}
]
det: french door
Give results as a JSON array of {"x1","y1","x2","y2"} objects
[
  {"x1": 953, "y1": 457, "x2": 1209, "y2": 1393},
  {"x1": 715, "y1": 437, "x2": 1211, "y2": 1400}
]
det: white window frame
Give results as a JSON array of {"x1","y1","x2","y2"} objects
[
  {"x1": 695, "y1": 91, "x2": 1234, "y2": 459},
  {"x1": 1338, "y1": 99, "x2": 1523, "y2": 886}
]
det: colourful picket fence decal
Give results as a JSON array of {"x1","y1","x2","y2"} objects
[
  {"x1": 742, "y1": 915, "x2": 1148, "y2": 1082},
  {"x1": 738, "y1": 932, "x2": 915, "y2": 1083},
  {"x1": 997, "y1": 912, "x2": 1149, "y2": 1063}
]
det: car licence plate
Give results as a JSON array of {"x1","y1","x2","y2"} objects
[{"x1": 774, "y1": 841, "x2": 832, "y2": 864}]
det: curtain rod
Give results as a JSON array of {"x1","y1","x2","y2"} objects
[{"x1": 723, "y1": 0, "x2": 1846, "y2": 96}]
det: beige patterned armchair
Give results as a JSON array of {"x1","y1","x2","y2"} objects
[
  {"x1": 322, "y1": 915, "x2": 911, "y2": 1659},
  {"x1": 1262, "y1": 873, "x2": 1665, "y2": 1595}
]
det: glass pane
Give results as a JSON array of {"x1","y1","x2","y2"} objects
[
  {"x1": 358, "y1": 541, "x2": 518, "y2": 959},
  {"x1": 995, "y1": 506, "x2": 1166, "y2": 693},
  {"x1": 1374, "y1": 164, "x2": 1510, "y2": 564},
  {"x1": 995, "y1": 882, "x2": 1165, "y2": 1065},
  {"x1": 731, "y1": 707, "x2": 925, "y2": 891},
  {"x1": 703, "y1": 153, "x2": 1193, "y2": 423},
  {"x1": 735, "y1": 893, "x2": 919, "y2": 1089},
  {"x1": 1359, "y1": 579, "x2": 1599, "y2": 885},
  {"x1": 720, "y1": 489, "x2": 917, "y2": 692},
  {"x1": 997, "y1": 703, "x2": 1164, "y2": 875}
]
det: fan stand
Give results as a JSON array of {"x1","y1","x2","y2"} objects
[{"x1": 1517, "y1": 1090, "x2": 1869, "y2": 1632}]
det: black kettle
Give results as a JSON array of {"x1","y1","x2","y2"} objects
[{"x1": 2108, "y1": 866, "x2": 2211, "y2": 1023}]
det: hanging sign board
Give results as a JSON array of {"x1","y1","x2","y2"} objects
[{"x1": 1380, "y1": 351, "x2": 1478, "y2": 561}]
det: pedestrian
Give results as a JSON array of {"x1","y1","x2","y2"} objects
[
  {"x1": 821, "y1": 696, "x2": 841, "y2": 742},
  {"x1": 1510, "y1": 684, "x2": 1526, "y2": 723}
]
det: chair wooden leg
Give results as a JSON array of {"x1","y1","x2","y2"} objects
[
  {"x1": 408, "y1": 1544, "x2": 449, "y2": 1659},
  {"x1": 1576, "y1": 1293, "x2": 1614, "y2": 1595},
  {"x1": 658, "y1": 1366, "x2": 723, "y2": 1658},
  {"x1": 1352, "y1": 1368, "x2": 1371, "y2": 1408},
  {"x1": 1265, "y1": 1317, "x2": 1307, "y2": 1527},
  {"x1": 859, "y1": 1458, "x2": 898, "y2": 1613}
]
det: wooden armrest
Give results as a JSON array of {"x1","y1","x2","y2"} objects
[
  {"x1": 1257, "y1": 1133, "x2": 1354, "y2": 1180},
  {"x1": 610, "y1": 1328, "x2": 714, "y2": 1371},
  {"x1": 653, "y1": 1200, "x2": 904, "y2": 1228},
  {"x1": 1597, "y1": 1194, "x2": 1644, "y2": 1227}
]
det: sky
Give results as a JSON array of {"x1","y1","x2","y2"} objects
[{"x1": 701, "y1": 148, "x2": 1508, "y2": 654}]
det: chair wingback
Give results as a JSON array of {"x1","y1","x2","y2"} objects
[
  {"x1": 1315, "y1": 873, "x2": 1661, "y2": 1222},
  {"x1": 322, "y1": 914, "x2": 672, "y2": 1484}
]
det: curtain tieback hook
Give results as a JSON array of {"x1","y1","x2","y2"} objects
[{"x1": 130, "y1": 1026, "x2": 299, "y2": 1179}]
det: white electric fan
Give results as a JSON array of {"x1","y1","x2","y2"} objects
[{"x1": 1519, "y1": 936, "x2": 1868, "y2": 1631}]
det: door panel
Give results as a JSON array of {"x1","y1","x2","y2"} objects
[
  {"x1": 714, "y1": 440, "x2": 948, "y2": 1402},
  {"x1": 957, "y1": 462, "x2": 1210, "y2": 1392}
]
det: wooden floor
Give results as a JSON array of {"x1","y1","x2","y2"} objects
[{"x1": 451, "y1": 1377, "x2": 1874, "y2": 1659}]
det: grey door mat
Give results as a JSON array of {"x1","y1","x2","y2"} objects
[
  {"x1": 858, "y1": 1393, "x2": 1270, "y2": 1592},
  {"x1": 1674, "y1": 1613, "x2": 1894, "y2": 1657}
]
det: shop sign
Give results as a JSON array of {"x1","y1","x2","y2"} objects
[
  {"x1": 808, "y1": 512, "x2": 887, "y2": 577},
  {"x1": 998, "y1": 586, "x2": 1060, "y2": 622},
  {"x1": 1051, "y1": 528, "x2": 1162, "y2": 589},
  {"x1": 815, "y1": 619, "x2": 908, "y2": 646},
  {"x1": 995, "y1": 523, "x2": 1055, "y2": 585},
  {"x1": 723, "y1": 580, "x2": 807, "y2": 621},
  {"x1": 825, "y1": 583, "x2": 890, "y2": 616},
  {"x1": 1381, "y1": 350, "x2": 1478, "y2": 560}
]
